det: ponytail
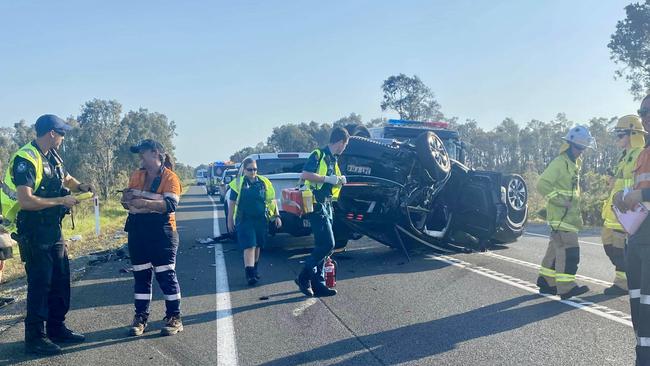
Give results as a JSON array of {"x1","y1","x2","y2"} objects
[{"x1": 162, "y1": 153, "x2": 174, "y2": 171}]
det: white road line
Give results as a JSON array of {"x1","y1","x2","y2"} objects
[
  {"x1": 524, "y1": 231, "x2": 602, "y2": 247},
  {"x1": 482, "y1": 251, "x2": 614, "y2": 288},
  {"x1": 431, "y1": 254, "x2": 632, "y2": 327},
  {"x1": 293, "y1": 298, "x2": 318, "y2": 317},
  {"x1": 210, "y1": 195, "x2": 239, "y2": 366}
]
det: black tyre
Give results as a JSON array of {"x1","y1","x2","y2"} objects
[
  {"x1": 502, "y1": 174, "x2": 528, "y2": 227},
  {"x1": 415, "y1": 132, "x2": 451, "y2": 181}
]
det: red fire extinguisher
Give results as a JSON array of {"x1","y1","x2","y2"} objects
[{"x1": 324, "y1": 257, "x2": 336, "y2": 288}]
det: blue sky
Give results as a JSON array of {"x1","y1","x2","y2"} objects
[{"x1": 0, "y1": 1, "x2": 639, "y2": 167}]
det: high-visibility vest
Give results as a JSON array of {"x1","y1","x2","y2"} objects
[
  {"x1": 537, "y1": 152, "x2": 583, "y2": 232},
  {"x1": 634, "y1": 146, "x2": 650, "y2": 190},
  {"x1": 228, "y1": 175, "x2": 277, "y2": 224},
  {"x1": 0, "y1": 143, "x2": 45, "y2": 232},
  {"x1": 602, "y1": 147, "x2": 643, "y2": 230},
  {"x1": 304, "y1": 148, "x2": 342, "y2": 200}
]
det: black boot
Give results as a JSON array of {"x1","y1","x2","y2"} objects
[
  {"x1": 536, "y1": 276, "x2": 557, "y2": 295},
  {"x1": 295, "y1": 268, "x2": 314, "y2": 297},
  {"x1": 25, "y1": 326, "x2": 61, "y2": 356},
  {"x1": 253, "y1": 262, "x2": 261, "y2": 281},
  {"x1": 245, "y1": 267, "x2": 258, "y2": 286},
  {"x1": 47, "y1": 324, "x2": 85, "y2": 344},
  {"x1": 311, "y1": 280, "x2": 337, "y2": 297},
  {"x1": 560, "y1": 285, "x2": 590, "y2": 300},
  {"x1": 603, "y1": 284, "x2": 627, "y2": 296}
]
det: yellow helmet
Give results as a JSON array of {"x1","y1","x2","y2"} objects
[{"x1": 614, "y1": 114, "x2": 646, "y2": 134}]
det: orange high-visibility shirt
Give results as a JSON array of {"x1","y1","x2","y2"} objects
[{"x1": 128, "y1": 167, "x2": 181, "y2": 231}]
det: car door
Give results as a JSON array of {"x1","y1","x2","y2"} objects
[{"x1": 450, "y1": 170, "x2": 504, "y2": 241}]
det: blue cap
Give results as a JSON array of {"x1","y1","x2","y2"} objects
[{"x1": 35, "y1": 114, "x2": 73, "y2": 137}]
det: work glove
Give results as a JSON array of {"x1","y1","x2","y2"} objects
[
  {"x1": 337, "y1": 176, "x2": 347, "y2": 185},
  {"x1": 323, "y1": 175, "x2": 339, "y2": 185}
]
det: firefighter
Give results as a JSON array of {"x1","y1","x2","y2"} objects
[
  {"x1": 226, "y1": 158, "x2": 281, "y2": 285},
  {"x1": 122, "y1": 140, "x2": 183, "y2": 337},
  {"x1": 536, "y1": 125, "x2": 595, "y2": 300},
  {"x1": 601, "y1": 115, "x2": 646, "y2": 296},
  {"x1": 614, "y1": 94, "x2": 650, "y2": 365},
  {"x1": 295, "y1": 127, "x2": 349, "y2": 297},
  {"x1": 0, "y1": 114, "x2": 92, "y2": 355}
]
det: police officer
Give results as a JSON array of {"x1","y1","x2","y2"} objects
[
  {"x1": 0, "y1": 115, "x2": 92, "y2": 355},
  {"x1": 227, "y1": 158, "x2": 281, "y2": 285},
  {"x1": 614, "y1": 94, "x2": 650, "y2": 365},
  {"x1": 536, "y1": 125, "x2": 595, "y2": 300},
  {"x1": 601, "y1": 115, "x2": 645, "y2": 296},
  {"x1": 295, "y1": 127, "x2": 349, "y2": 297}
]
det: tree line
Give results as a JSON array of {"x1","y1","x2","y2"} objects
[{"x1": 0, "y1": 99, "x2": 194, "y2": 200}]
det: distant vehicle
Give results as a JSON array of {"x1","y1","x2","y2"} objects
[
  {"x1": 333, "y1": 119, "x2": 528, "y2": 253},
  {"x1": 239, "y1": 153, "x2": 311, "y2": 236},
  {"x1": 208, "y1": 161, "x2": 235, "y2": 195},
  {"x1": 196, "y1": 168, "x2": 208, "y2": 186},
  {"x1": 219, "y1": 168, "x2": 239, "y2": 204}
]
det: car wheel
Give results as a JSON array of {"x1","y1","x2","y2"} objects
[
  {"x1": 415, "y1": 131, "x2": 451, "y2": 181},
  {"x1": 503, "y1": 174, "x2": 528, "y2": 227}
]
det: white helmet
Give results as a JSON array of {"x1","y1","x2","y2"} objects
[{"x1": 562, "y1": 125, "x2": 596, "y2": 150}]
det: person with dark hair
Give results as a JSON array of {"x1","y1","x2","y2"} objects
[
  {"x1": 614, "y1": 93, "x2": 650, "y2": 364},
  {"x1": 295, "y1": 127, "x2": 349, "y2": 297},
  {"x1": 122, "y1": 139, "x2": 183, "y2": 337},
  {"x1": 0, "y1": 114, "x2": 93, "y2": 355},
  {"x1": 227, "y1": 158, "x2": 281, "y2": 285}
]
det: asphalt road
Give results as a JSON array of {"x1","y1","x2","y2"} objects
[{"x1": 0, "y1": 186, "x2": 638, "y2": 365}]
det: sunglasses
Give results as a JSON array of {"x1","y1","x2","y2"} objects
[
  {"x1": 245, "y1": 168, "x2": 258, "y2": 172},
  {"x1": 639, "y1": 108, "x2": 649, "y2": 118}
]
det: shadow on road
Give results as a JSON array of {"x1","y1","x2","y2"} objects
[{"x1": 259, "y1": 294, "x2": 573, "y2": 366}]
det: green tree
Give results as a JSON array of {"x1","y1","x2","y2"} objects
[
  {"x1": 230, "y1": 142, "x2": 271, "y2": 162},
  {"x1": 69, "y1": 99, "x2": 125, "y2": 199},
  {"x1": 12, "y1": 120, "x2": 35, "y2": 147},
  {"x1": 380, "y1": 74, "x2": 444, "y2": 121},
  {"x1": 608, "y1": 0, "x2": 650, "y2": 99}
]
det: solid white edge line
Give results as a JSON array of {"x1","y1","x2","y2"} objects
[
  {"x1": 432, "y1": 255, "x2": 632, "y2": 328},
  {"x1": 209, "y1": 194, "x2": 238, "y2": 366},
  {"x1": 524, "y1": 231, "x2": 602, "y2": 247}
]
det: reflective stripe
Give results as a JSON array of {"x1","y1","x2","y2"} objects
[
  {"x1": 164, "y1": 293, "x2": 181, "y2": 301},
  {"x1": 639, "y1": 337, "x2": 650, "y2": 347},
  {"x1": 134, "y1": 293, "x2": 152, "y2": 300},
  {"x1": 130, "y1": 189, "x2": 164, "y2": 200},
  {"x1": 154, "y1": 264, "x2": 176, "y2": 273},
  {"x1": 636, "y1": 173, "x2": 650, "y2": 185},
  {"x1": 546, "y1": 190, "x2": 576, "y2": 200},
  {"x1": 132, "y1": 263, "x2": 153, "y2": 271},
  {"x1": 556, "y1": 273, "x2": 576, "y2": 282},
  {"x1": 630, "y1": 289, "x2": 641, "y2": 299},
  {"x1": 539, "y1": 267, "x2": 556, "y2": 277},
  {"x1": 164, "y1": 192, "x2": 180, "y2": 203},
  {"x1": 616, "y1": 271, "x2": 627, "y2": 280},
  {"x1": 641, "y1": 295, "x2": 650, "y2": 305}
]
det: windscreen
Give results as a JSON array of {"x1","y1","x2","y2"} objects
[{"x1": 256, "y1": 158, "x2": 308, "y2": 175}]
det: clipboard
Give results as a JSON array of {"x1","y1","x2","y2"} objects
[{"x1": 614, "y1": 204, "x2": 649, "y2": 235}]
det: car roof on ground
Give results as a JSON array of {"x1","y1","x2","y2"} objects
[
  {"x1": 370, "y1": 126, "x2": 459, "y2": 140},
  {"x1": 245, "y1": 152, "x2": 311, "y2": 160}
]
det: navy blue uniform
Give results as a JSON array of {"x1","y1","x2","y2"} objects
[
  {"x1": 13, "y1": 142, "x2": 71, "y2": 339},
  {"x1": 230, "y1": 177, "x2": 268, "y2": 250}
]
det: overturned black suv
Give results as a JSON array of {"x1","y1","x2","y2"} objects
[{"x1": 332, "y1": 120, "x2": 528, "y2": 254}]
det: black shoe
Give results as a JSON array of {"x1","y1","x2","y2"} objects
[
  {"x1": 536, "y1": 277, "x2": 557, "y2": 295},
  {"x1": 253, "y1": 263, "x2": 261, "y2": 281},
  {"x1": 25, "y1": 337, "x2": 62, "y2": 356},
  {"x1": 161, "y1": 315, "x2": 184, "y2": 336},
  {"x1": 311, "y1": 281, "x2": 337, "y2": 297},
  {"x1": 129, "y1": 313, "x2": 148, "y2": 337},
  {"x1": 603, "y1": 284, "x2": 627, "y2": 296},
  {"x1": 245, "y1": 267, "x2": 258, "y2": 286},
  {"x1": 295, "y1": 270, "x2": 314, "y2": 297},
  {"x1": 560, "y1": 285, "x2": 590, "y2": 300},
  {"x1": 47, "y1": 326, "x2": 85, "y2": 344}
]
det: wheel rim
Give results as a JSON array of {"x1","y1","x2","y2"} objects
[
  {"x1": 429, "y1": 136, "x2": 449, "y2": 170},
  {"x1": 507, "y1": 177, "x2": 527, "y2": 210}
]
